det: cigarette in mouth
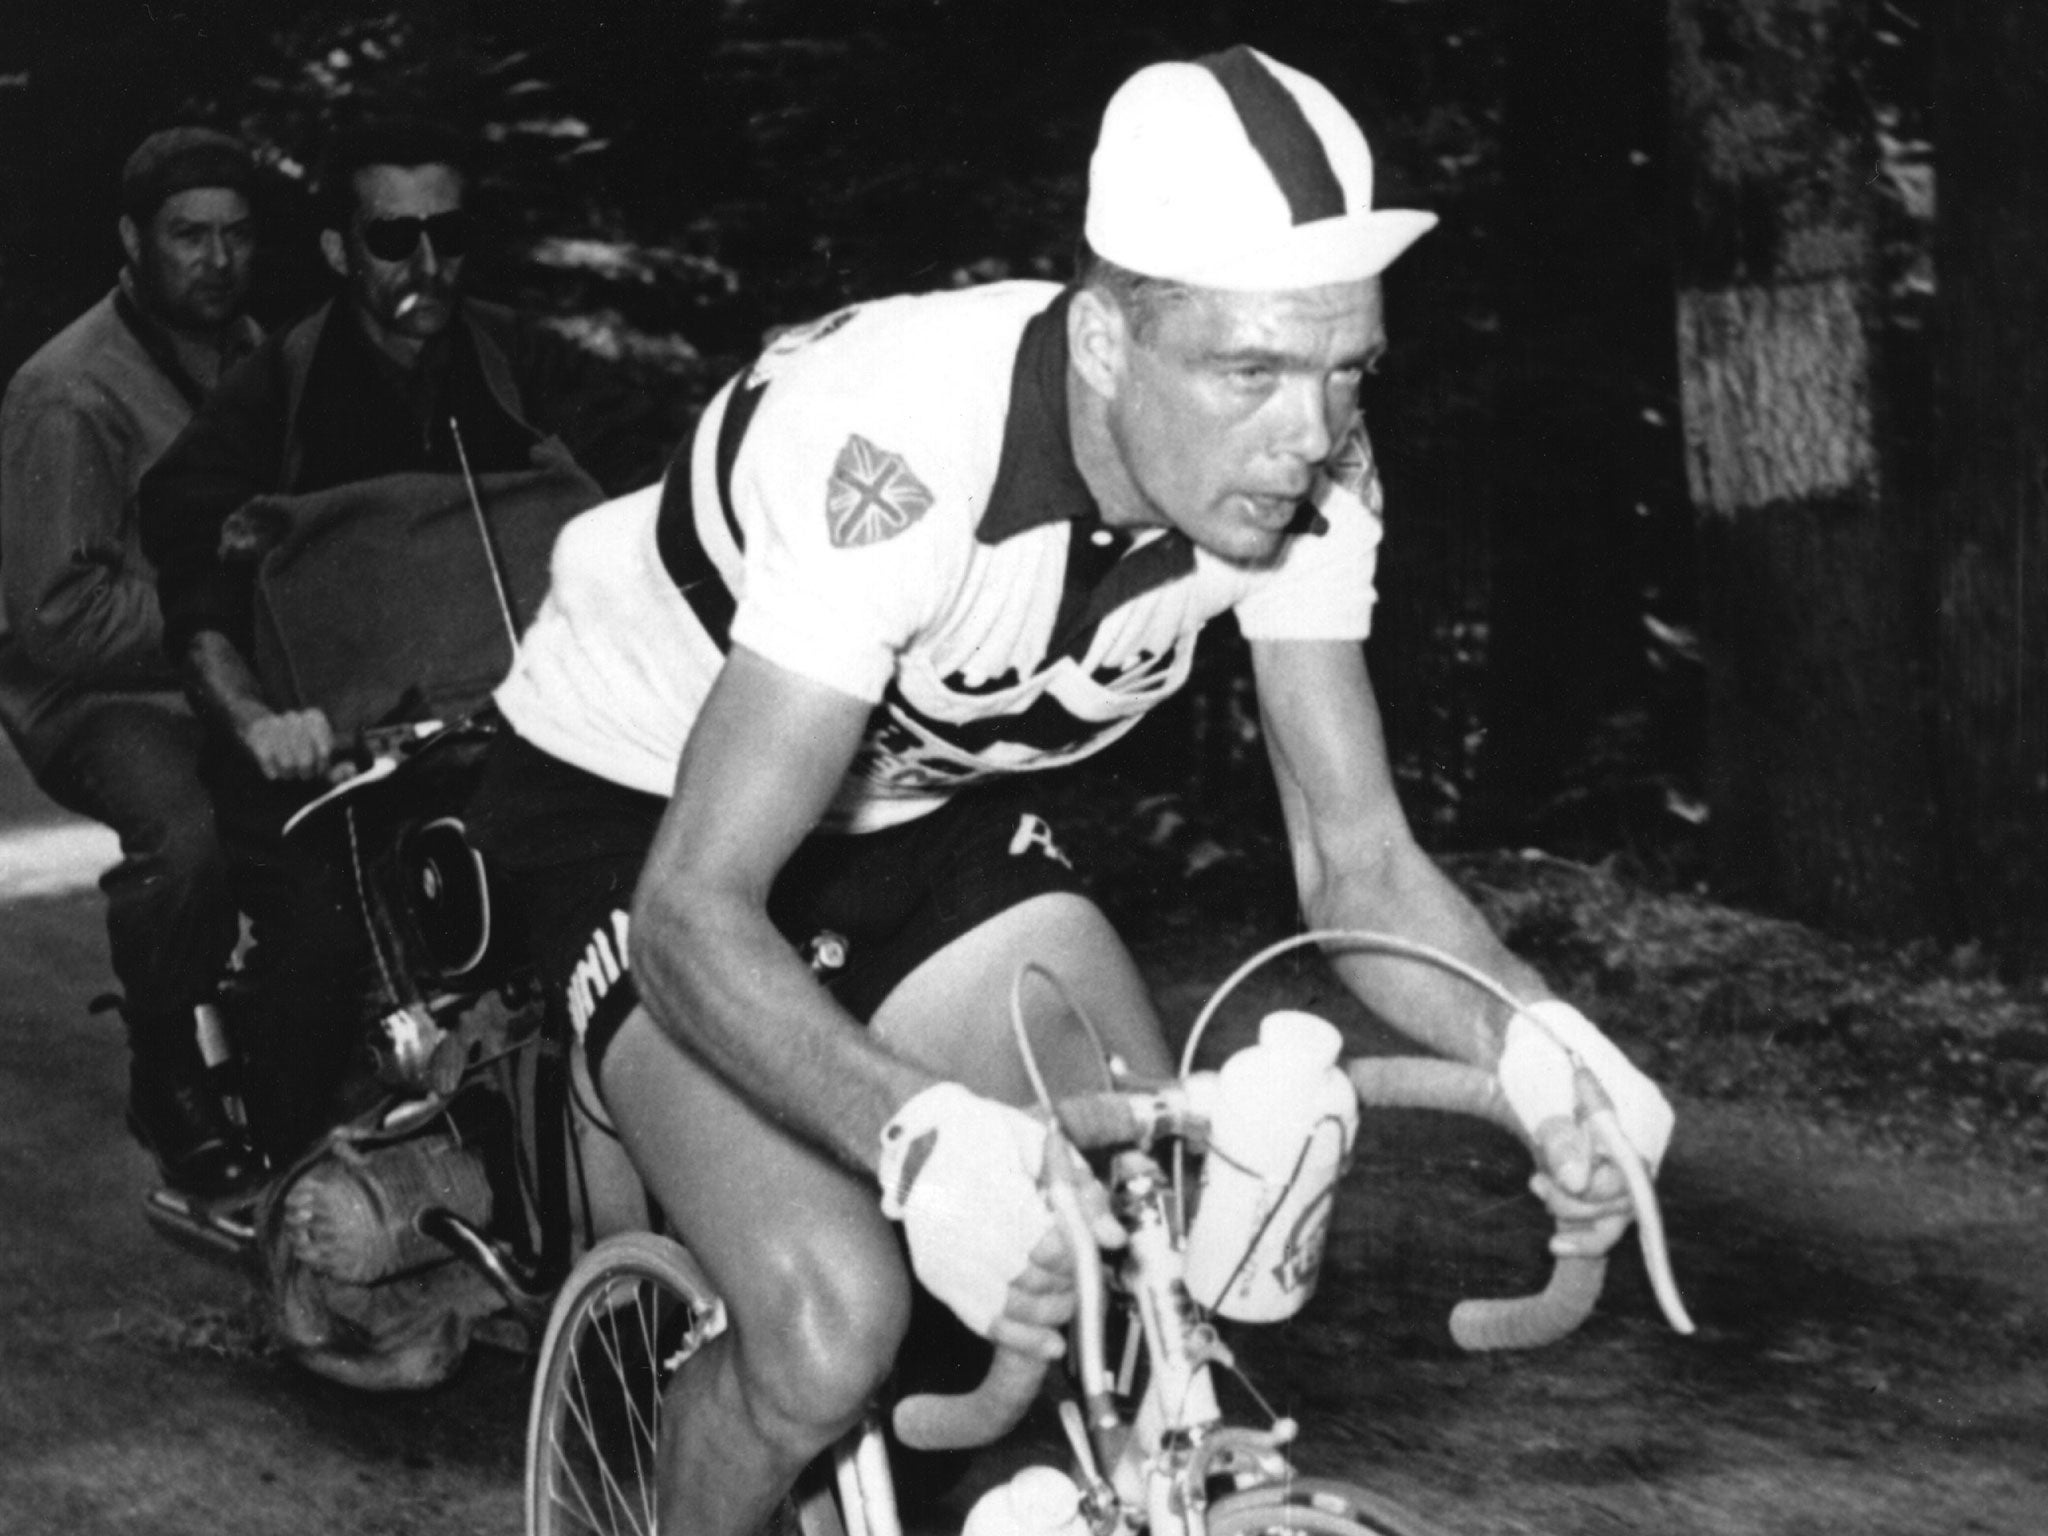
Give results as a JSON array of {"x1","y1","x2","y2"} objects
[{"x1": 395, "y1": 293, "x2": 422, "y2": 318}]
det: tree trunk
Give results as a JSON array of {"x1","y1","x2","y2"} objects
[
  {"x1": 1668, "y1": 0, "x2": 1945, "y2": 934},
  {"x1": 1932, "y1": 2, "x2": 2048, "y2": 964}
]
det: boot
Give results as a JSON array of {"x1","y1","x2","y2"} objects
[{"x1": 126, "y1": 1033, "x2": 261, "y2": 1201}]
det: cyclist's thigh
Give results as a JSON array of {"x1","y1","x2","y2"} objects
[
  {"x1": 598, "y1": 1004, "x2": 906, "y2": 1337},
  {"x1": 871, "y1": 889, "x2": 1174, "y2": 1103}
]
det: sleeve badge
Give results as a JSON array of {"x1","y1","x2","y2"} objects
[{"x1": 827, "y1": 434, "x2": 936, "y2": 548}]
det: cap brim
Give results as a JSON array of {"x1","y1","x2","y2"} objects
[{"x1": 1169, "y1": 207, "x2": 1439, "y2": 292}]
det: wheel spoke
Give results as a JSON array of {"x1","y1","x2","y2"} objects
[
  {"x1": 584, "y1": 1288, "x2": 660, "y2": 1534},
  {"x1": 528, "y1": 1237, "x2": 724, "y2": 1536}
]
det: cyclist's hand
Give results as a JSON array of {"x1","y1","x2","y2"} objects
[
  {"x1": 239, "y1": 707, "x2": 335, "y2": 781},
  {"x1": 1529, "y1": 1165, "x2": 1634, "y2": 1258},
  {"x1": 1499, "y1": 999, "x2": 1672, "y2": 1205},
  {"x1": 878, "y1": 1083, "x2": 1121, "y2": 1356}
]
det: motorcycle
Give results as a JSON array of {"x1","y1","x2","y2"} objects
[{"x1": 140, "y1": 714, "x2": 621, "y2": 1391}]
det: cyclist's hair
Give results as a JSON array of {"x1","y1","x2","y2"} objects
[
  {"x1": 1074, "y1": 241, "x2": 1194, "y2": 344},
  {"x1": 314, "y1": 116, "x2": 470, "y2": 229}
]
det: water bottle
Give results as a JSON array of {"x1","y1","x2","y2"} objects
[
  {"x1": 1183, "y1": 1010, "x2": 1359, "y2": 1321},
  {"x1": 961, "y1": 1466, "x2": 1089, "y2": 1536}
]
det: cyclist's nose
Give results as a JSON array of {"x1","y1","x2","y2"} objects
[{"x1": 1272, "y1": 376, "x2": 1335, "y2": 466}]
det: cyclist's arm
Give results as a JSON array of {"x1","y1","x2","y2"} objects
[
  {"x1": 1250, "y1": 635, "x2": 1548, "y2": 1070},
  {"x1": 627, "y1": 642, "x2": 938, "y2": 1175}
]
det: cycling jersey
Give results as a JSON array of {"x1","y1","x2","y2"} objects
[{"x1": 495, "y1": 279, "x2": 1385, "y2": 833}]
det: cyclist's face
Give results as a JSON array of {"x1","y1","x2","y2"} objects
[
  {"x1": 327, "y1": 162, "x2": 467, "y2": 348},
  {"x1": 127, "y1": 187, "x2": 255, "y2": 334},
  {"x1": 1100, "y1": 279, "x2": 1384, "y2": 567}
]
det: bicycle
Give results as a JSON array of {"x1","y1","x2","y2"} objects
[{"x1": 523, "y1": 931, "x2": 1692, "y2": 1536}]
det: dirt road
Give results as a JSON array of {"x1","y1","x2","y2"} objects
[{"x1": 3, "y1": 736, "x2": 2045, "y2": 1534}]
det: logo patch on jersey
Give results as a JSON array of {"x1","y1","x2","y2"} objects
[
  {"x1": 1327, "y1": 417, "x2": 1384, "y2": 519},
  {"x1": 827, "y1": 435, "x2": 935, "y2": 548}
]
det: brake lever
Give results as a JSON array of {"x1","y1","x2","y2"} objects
[{"x1": 1574, "y1": 1065, "x2": 1694, "y2": 1336}]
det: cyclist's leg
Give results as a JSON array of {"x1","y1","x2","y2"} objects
[
  {"x1": 593, "y1": 886, "x2": 1161, "y2": 1536},
  {"x1": 599, "y1": 1007, "x2": 912, "y2": 1536},
  {"x1": 871, "y1": 889, "x2": 1174, "y2": 1100},
  {"x1": 824, "y1": 789, "x2": 1175, "y2": 1100}
]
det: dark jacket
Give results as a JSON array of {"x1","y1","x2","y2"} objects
[{"x1": 140, "y1": 296, "x2": 634, "y2": 662}]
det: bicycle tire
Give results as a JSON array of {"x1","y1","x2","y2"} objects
[
  {"x1": 525, "y1": 1231, "x2": 726, "y2": 1536},
  {"x1": 1205, "y1": 1476, "x2": 1456, "y2": 1536}
]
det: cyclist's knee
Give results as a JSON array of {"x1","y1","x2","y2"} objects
[{"x1": 731, "y1": 1228, "x2": 911, "y2": 1448}]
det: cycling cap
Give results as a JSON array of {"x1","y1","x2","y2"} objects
[
  {"x1": 1085, "y1": 46, "x2": 1436, "y2": 291},
  {"x1": 122, "y1": 126, "x2": 257, "y2": 224}
]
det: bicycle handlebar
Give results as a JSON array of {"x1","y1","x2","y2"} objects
[
  {"x1": 1344, "y1": 1056, "x2": 1607, "y2": 1351},
  {"x1": 892, "y1": 1055, "x2": 1618, "y2": 1451}
]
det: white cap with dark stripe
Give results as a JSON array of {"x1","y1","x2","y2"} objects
[{"x1": 1085, "y1": 46, "x2": 1437, "y2": 291}]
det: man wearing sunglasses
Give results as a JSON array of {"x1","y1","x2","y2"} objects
[
  {"x1": 0, "y1": 127, "x2": 265, "y2": 1199},
  {"x1": 138, "y1": 117, "x2": 632, "y2": 1161}
]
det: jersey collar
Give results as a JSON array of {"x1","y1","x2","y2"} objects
[
  {"x1": 977, "y1": 288, "x2": 1204, "y2": 661},
  {"x1": 977, "y1": 288, "x2": 1115, "y2": 545}
]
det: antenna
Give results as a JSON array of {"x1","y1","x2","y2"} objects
[{"x1": 447, "y1": 416, "x2": 520, "y2": 653}]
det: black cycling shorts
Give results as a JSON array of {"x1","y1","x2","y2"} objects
[{"x1": 465, "y1": 731, "x2": 1095, "y2": 1082}]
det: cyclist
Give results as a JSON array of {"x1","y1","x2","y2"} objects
[{"x1": 470, "y1": 46, "x2": 1675, "y2": 1536}]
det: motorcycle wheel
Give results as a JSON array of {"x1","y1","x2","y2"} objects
[{"x1": 525, "y1": 1231, "x2": 725, "y2": 1536}]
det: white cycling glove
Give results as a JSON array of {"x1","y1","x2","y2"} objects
[
  {"x1": 1498, "y1": 1000, "x2": 1673, "y2": 1173},
  {"x1": 877, "y1": 1082, "x2": 1055, "y2": 1337}
]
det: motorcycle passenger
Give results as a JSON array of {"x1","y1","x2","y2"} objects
[
  {"x1": 0, "y1": 128, "x2": 264, "y2": 1198},
  {"x1": 468, "y1": 48, "x2": 1678, "y2": 1536},
  {"x1": 139, "y1": 116, "x2": 627, "y2": 1162}
]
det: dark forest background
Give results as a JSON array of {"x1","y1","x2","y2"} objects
[{"x1": 4, "y1": 2, "x2": 2002, "y2": 961}]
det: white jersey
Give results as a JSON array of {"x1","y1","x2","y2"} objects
[{"x1": 495, "y1": 280, "x2": 1385, "y2": 833}]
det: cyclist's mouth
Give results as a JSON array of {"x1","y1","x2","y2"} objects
[{"x1": 1239, "y1": 491, "x2": 1305, "y2": 528}]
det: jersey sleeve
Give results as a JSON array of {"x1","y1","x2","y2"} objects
[
  {"x1": 1231, "y1": 415, "x2": 1386, "y2": 643},
  {"x1": 721, "y1": 353, "x2": 965, "y2": 703}
]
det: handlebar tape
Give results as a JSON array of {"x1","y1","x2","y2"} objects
[
  {"x1": 891, "y1": 1098, "x2": 1143, "y2": 1451},
  {"x1": 1346, "y1": 1056, "x2": 1605, "y2": 1351},
  {"x1": 1448, "y1": 1253, "x2": 1606, "y2": 1351},
  {"x1": 893, "y1": 1341, "x2": 1048, "y2": 1452}
]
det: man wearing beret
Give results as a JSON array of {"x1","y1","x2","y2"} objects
[
  {"x1": 0, "y1": 127, "x2": 264, "y2": 1198},
  {"x1": 470, "y1": 46, "x2": 1678, "y2": 1532}
]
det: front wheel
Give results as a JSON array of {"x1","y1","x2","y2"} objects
[
  {"x1": 1204, "y1": 1477, "x2": 1456, "y2": 1536},
  {"x1": 525, "y1": 1231, "x2": 726, "y2": 1536}
]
